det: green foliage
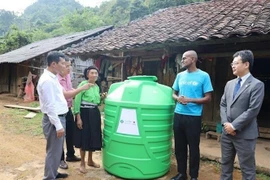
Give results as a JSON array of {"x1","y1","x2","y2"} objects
[
  {"x1": 257, "y1": 174, "x2": 270, "y2": 180},
  {"x1": 0, "y1": 10, "x2": 17, "y2": 36},
  {"x1": 98, "y1": 0, "x2": 117, "y2": 25},
  {"x1": 22, "y1": 0, "x2": 83, "y2": 25},
  {"x1": 0, "y1": 25, "x2": 32, "y2": 54},
  {"x1": 31, "y1": 29, "x2": 50, "y2": 42},
  {"x1": 97, "y1": 0, "x2": 131, "y2": 26},
  {"x1": 110, "y1": 0, "x2": 131, "y2": 25},
  {"x1": 0, "y1": 0, "x2": 207, "y2": 54},
  {"x1": 148, "y1": 0, "x2": 204, "y2": 13},
  {"x1": 130, "y1": 0, "x2": 149, "y2": 21},
  {"x1": 29, "y1": 102, "x2": 40, "y2": 108},
  {"x1": 61, "y1": 9, "x2": 105, "y2": 32}
]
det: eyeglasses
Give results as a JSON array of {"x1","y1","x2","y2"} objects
[{"x1": 230, "y1": 62, "x2": 243, "y2": 66}]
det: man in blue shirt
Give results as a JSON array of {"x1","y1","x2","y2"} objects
[{"x1": 171, "y1": 50, "x2": 213, "y2": 180}]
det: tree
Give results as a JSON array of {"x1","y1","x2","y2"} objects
[
  {"x1": 148, "y1": 0, "x2": 205, "y2": 13},
  {"x1": 31, "y1": 29, "x2": 50, "y2": 41},
  {"x1": 110, "y1": 0, "x2": 131, "y2": 26},
  {"x1": 22, "y1": 0, "x2": 83, "y2": 28},
  {"x1": 61, "y1": 9, "x2": 105, "y2": 33},
  {"x1": 130, "y1": 0, "x2": 149, "y2": 21},
  {"x1": 0, "y1": 0, "x2": 208, "y2": 45},
  {"x1": 0, "y1": 10, "x2": 17, "y2": 36},
  {"x1": 0, "y1": 25, "x2": 32, "y2": 54}
]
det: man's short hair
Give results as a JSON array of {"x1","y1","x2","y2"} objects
[
  {"x1": 47, "y1": 51, "x2": 66, "y2": 66},
  {"x1": 64, "y1": 55, "x2": 71, "y2": 62},
  {"x1": 233, "y1": 50, "x2": 254, "y2": 71}
]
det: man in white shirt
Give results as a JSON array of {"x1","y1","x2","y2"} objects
[{"x1": 37, "y1": 51, "x2": 92, "y2": 179}]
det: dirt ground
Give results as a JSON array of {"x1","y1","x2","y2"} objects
[{"x1": 0, "y1": 93, "x2": 266, "y2": 180}]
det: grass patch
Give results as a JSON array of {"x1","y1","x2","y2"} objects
[
  {"x1": 29, "y1": 102, "x2": 40, "y2": 107},
  {"x1": 2, "y1": 108, "x2": 43, "y2": 137},
  {"x1": 257, "y1": 174, "x2": 270, "y2": 180}
]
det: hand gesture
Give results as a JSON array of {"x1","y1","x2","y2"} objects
[
  {"x1": 81, "y1": 83, "x2": 95, "y2": 90},
  {"x1": 177, "y1": 96, "x2": 188, "y2": 105},
  {"x1": 56, "y1": 128, "x2": 65, "y2": 138}
]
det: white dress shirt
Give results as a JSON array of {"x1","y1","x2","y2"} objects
[
  {"x1": 37, "y1": 69, "x2": 68, "y2": 130},
  {"x1": 239, "y1": 72, "x2": 251, "y2": 87}
]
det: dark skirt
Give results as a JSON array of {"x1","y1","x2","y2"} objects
[{"x1": 74, "y1": 107, "x2": 102, "y2": 151}]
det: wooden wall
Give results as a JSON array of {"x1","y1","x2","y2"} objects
[
  {"x1": 199, "y1": 57, "x2": 216, "y2": 127},
  {"x1": 71, "y1": 57, "x2": 94, "y2": 88},
  {"x1": 83, "y1": 36, "x2": 270, "y2": 137},
  {"x1": 195, "y1": 42, "x2": 270, "y2": 137},
  {"x1": 0, "y1": 63, "x2": 10, "y2": 93},
  {"x1": 0, "y1": 56, "x2": 46, "y2": 96},
  {"x1": 126, "y1": 40, "x2": 270, "y2": 137}
]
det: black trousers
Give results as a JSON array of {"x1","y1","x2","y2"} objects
[
  {"x1": 61, "y1": 108, "x2": 76, "y2": 160},
  {"x1": 173, "y1": 113, "x2": 201, "y2": 178}
]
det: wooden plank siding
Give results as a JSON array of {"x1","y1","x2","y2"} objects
[
  {"x1": 0, "y1": 63, "x2": 10, "y2": 93},
  {"x1": 102, "y1": 40, "x2": 270, "y2": 137}
]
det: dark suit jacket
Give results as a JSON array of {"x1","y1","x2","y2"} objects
[{"x1": 220, "y1": 75, "x2": 264, "y2": 139}]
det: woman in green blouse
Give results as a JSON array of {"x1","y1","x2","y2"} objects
[{"x1": 73, "y1": 65, "x2": 104, "y2": 174}]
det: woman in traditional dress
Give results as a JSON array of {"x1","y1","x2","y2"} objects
[{"x1": 73, "y1": 65, "x2": 105, "y2": 173}]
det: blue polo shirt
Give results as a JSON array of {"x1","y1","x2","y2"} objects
[{"x1": 172, "y1": 69, "x2": 213, "y2": 116}]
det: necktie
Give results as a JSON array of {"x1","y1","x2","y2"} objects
[{"x1": 233, "y1": 78, "x2": 242, "y2": 99}]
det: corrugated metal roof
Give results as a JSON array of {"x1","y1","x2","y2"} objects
[
  {"x1": 0, "y1": 26, "x2": 113, "y2": 64},
  {"x1": 64, "y1": 0, "x2": 270, "y2": 55}
]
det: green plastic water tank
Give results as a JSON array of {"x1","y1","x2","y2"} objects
[{"x1": 103, "y1": 76, "x2": 175, "y2": 179}]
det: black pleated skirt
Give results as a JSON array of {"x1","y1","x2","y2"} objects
[{"x1": 74, "y1": 107, "x2": 102, "y2": 151}]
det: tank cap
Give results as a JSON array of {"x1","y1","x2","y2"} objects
[{"x1": 128, "y1": 76, "x2": 158, "y2": 81}]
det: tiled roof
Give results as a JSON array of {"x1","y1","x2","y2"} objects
[
  {"x1": 64, "y1": 0, "x2": 270, "y2": 54},
  {"x1": 0, "y1": 26, "x2": 113, "y2": 64}
]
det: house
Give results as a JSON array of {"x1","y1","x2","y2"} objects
[
  {"x1": 63, "y1": 0, "x2": 270, "y2": 138},
  {"x1": 0, "y1": 26, "x2": 113, "y2": 97}
]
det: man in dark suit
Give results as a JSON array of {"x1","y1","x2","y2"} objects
[{"x1": 220, "y1": 50, "x2": 265, "y2": 180}]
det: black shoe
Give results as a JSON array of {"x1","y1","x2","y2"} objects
[
  {"x1": 171, "y1": 173, "x2": 187, "y2": 180},
  {"x1": 190, "y1": 178, "x2": 198, "y2": 180},
  {"x1": 56, "y1": 172, "x2": 68, "y2": 179},
  {"x1": 66, "y1": 155, "x2": 81, "y2": 162}
]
